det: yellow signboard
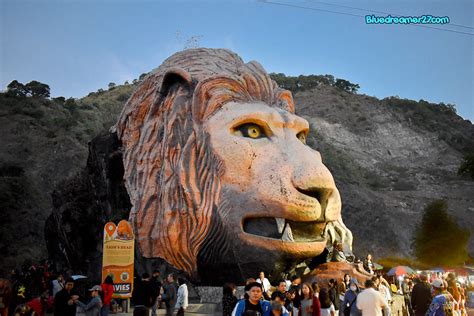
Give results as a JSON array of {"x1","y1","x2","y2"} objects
[{"x1": 102, "y1": 220, "x2": 134, "y2": 298}]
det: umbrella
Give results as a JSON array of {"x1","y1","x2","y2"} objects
[
  {"x1": 387, "y1": 266, "x2": 415, "y2": 276},
  {"x1": 71, "y1": 275, "x2": 88, "y2": 280},
  {"x1": 445, "y1": 267, "x2": 474, "y2": 277},
  {"x1": 373, "y1": 263, "x2": 383, "y2": 270}
]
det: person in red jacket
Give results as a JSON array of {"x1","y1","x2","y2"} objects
[
  {"x1": 23, "y1": 291, "x2": 54, "y2": 316},
  {"x1": 311, "y1": 282, "x2": 321, "y2": 316},
  {"x1": 100, "y1": 275, "x2": 114, "y2": 316}
]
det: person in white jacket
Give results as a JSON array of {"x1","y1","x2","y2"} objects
[
  {"x1": 257, "y1": 271, "x2": 272, "y2": 300},
  {"x1": 175, "y1": 278, "x2": 188, "y2": 315},
  {"x1": 356, "y1": 280, "x2": 389, "y2": 316}
]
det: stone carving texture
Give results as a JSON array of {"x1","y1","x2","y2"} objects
[{"x1": 116, "y1": 48, "x2": 352, "y2": 282}]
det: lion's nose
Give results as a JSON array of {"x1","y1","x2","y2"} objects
[{"x1": 295, "y1": 186, "x2": 333, "y2": 219}]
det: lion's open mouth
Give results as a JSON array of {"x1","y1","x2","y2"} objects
[{"x1": 243, "y1": 218, "x2": 325, "y2": 242}]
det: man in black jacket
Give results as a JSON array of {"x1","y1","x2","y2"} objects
[
  {"x1": 150, "y1": 270, "x2": 162, "y2": 316},
  {"x1": 411, "y1": 273, "x2": 432, "y2": 316},
  {"x1": 132, "y1": 273, "x2": 155, "y2": 316},
  {"x1": 161, "y1": 273, "x2": 177, "y2": 316},
  {"x1": 53, "y1": 278, "x2": 78, "y2": 316}
]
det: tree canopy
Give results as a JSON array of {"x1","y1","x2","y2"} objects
[
  {"x1": 413, "y1": 200, "x2": 470, "y2": 266},
  {"x1": 25, "y1": 80, "x2": 50, "y2": 98},
  {"x1": 269, "y1": 73, "x2": 360, "y2": 94},
  {"x1": 6, "y1": 80, "x2": 50, "y2": 98}
]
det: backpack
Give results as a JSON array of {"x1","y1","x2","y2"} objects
[
  {"x1": 442, "y1": 294, "x2": 454, "y2": 316},
  {"x1": 343, "y1": 296, "x2": 357, "y2": 316}
]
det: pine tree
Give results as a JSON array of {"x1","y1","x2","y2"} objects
[{"x1": 413, "y1": 200, "x2": 469, "y2": 266}]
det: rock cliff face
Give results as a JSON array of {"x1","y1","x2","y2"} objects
[
  {"x1": 44, "y1": 132, "x2": 131, "y2": 277},
  {"x1": 295, "y1": 85, "x2": 474, "y2": 257},
  {"x1": 1, "y1": 77, "x2": 473, "y2": 278}
]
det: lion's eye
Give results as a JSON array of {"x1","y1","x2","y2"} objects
[
  {"x1": 297, "y1": 131, "x2": 307, "y2": 144},
  {"x1": 235, "y1": 123, "x2": 266, "y2": 139}
]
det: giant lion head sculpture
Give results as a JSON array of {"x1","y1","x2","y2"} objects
[{"x1": 116, "y1": 48, "x2": 352, "y2": 283}]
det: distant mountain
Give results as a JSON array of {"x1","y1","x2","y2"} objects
[{"x1": 0, "y1": 76, "x2": 472, "y2": 277}]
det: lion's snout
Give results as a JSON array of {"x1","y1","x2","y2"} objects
[{"x1": 289, "y1": 145, "x2": 341, "y2": 222}]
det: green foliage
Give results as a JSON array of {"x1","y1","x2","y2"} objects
[
  {"x1": 25, "y1": 81, "x2": 50, "y2": 98},
  {"x1": 458, "y1": 153, "x2": 474, "y2": 179},
  {"x1": 413, "y1": 200, "x2": 470, "y2": 266},
  {"x1": 269, "y1": 73, "x2": 359, "y2": 93},
  {"x1": 64, "y1": 97, "x2": 76, "y2": 108},
  {"x1": 384, "y1": 97, "x2": 473, "y2": 155},
  {"x1": 78, "y1": 82, "x2": 135, "y2": 133},
  {"x1": 334, "y1": 79, "x2": 360, "y2": 93},
  {"x1": 108, "y1": 82, "x2": 116, "y2": 90},
  {"x1": 53, "y1": 96, "x2": 66, "y2": 104},
  {"x1": 6, "y1": 80, "x2": 50, "y2": 98},
  {"x1": 7, "y1": 80, "x2": 28, "y2": 97},
  {"x1": 384, "y1": 97, "x2": 457, "y2": 117}
]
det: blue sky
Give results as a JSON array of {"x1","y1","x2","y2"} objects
[{"x1": 1, "y1": 0, "x2": 473, "y2": 120}]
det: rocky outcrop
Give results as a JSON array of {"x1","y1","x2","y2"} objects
[
  {"x1": 45, "y1": 132, "x2": 131, "y2": 279},
  {"x1": 303, "y1": 262, "x2": 371, "y2": 288}
]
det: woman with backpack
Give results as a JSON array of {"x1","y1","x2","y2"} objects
[{"x1": 339, "y1": 280, "x2": 361, "y2": 316}]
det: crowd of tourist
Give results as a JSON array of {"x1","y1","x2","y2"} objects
[
  {"x1": 0, "y1": 257, "x2": 472, "y2": 316},
  {"x1": 222, "y1": 266, "x2": 472, "y2": 316}
]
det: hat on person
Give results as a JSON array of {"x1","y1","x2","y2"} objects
[
  {"x1": 89, "y1": 285, "x2": 102, "y2": 291},
  {"x1": 431, "y1": 279, "x2": 444, "y2": 289}
]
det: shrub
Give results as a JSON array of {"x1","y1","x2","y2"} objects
[{"x1": 413, "y1": 200, "x2": 470, "y2": 266}]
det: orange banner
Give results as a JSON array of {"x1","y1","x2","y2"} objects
[{"x1": 102, "y1": 220, "x2": 134, "y2": 298}]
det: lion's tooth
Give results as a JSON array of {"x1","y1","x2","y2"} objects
[
  {"x1": 275, "y1": 218, "x2": 286, "y2": 234},
  {"x1": 282, "y1": 223, "x2": 294, "y2": 242}
]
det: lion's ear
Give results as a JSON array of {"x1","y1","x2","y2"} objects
[
  {"x1": 149, "y1": 68, "x2": 193, "y2": 117},
  {"x1": 159, "y1": 68, "x2": 193, "y2": 97}
]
